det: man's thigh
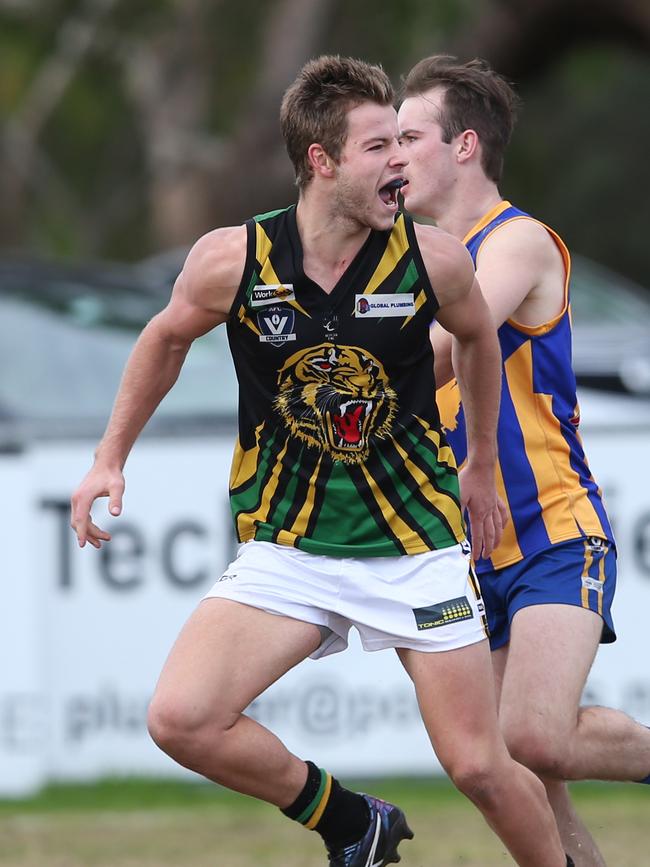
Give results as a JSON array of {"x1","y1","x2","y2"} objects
[
  {"x1": 152, "y1": 598, "x2": 323, "y2": 723},
  {"x1": 398, "y1": 639, "x2": 505, "y2": 767},
  {"x1": 499, "y1": 603, "x2": 602, "y2": 735}
]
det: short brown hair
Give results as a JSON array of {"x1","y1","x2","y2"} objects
[
  {"x1": 281, "y1": 55, "x2": 394, "y2": 189},
  {"x1": 402, "y1": 55, "x2": 520, "y2": 183}
]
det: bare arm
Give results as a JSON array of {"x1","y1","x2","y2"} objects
[
  {"x1": 71, "y1": 224, "x2": 247, "y2": 548},
  {"x1": 432, "y1": 217, "x2": 566, "y2": 386},
  {"x1": 416, "y1": 224, "x2": 506, "y2": 559}
]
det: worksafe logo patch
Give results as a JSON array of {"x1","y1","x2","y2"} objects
[
  {"x1": 413, "y1": 596, "x2": 474, "y2": 630},
  {"x1": 251, "y1": 283, "x2": 295, "y2": 307}
]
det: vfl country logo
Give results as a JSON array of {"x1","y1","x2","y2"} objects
[
  {"x1": 273, "y1": 342, "x2": 398, "y2": 464},
  {"x1": 258, "y1": 305, "x2": 296, "y2": 346}
]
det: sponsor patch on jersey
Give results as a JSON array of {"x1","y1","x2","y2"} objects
[
  {"x1": 354, "y1": 293, "x2": 415, "y2": 317},
  {"x1": 251, "y1": 284, "x2": 295, "y2": 307},
  {"x1": 257, "y1": 305, "x2": 297, "y2": 346},
  {"x1": 413, "y1": 596, "x2": 474, "y2": 631}
]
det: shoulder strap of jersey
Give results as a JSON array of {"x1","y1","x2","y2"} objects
[
  {"x1": 227, "y1": 206, "x2": 294, "y2": 319},
  {"x1": 401, "y1": 213, "x2": 439, "y2": 313}
]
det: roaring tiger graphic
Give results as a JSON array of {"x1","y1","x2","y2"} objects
[{"x1": 274, "y1": 343, "x2": 398, "y2": 464}]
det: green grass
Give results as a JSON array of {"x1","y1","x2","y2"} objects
[{"x1": 0, "y1": 778, "x2": 646, "y2": 866}]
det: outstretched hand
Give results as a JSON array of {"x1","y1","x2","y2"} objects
[
  {"x1": 458, "y1": 463, "x2": 508, "y2": 561},
  {"x1": 70, "y1": 464, "x2": 125, "y2": 548}
]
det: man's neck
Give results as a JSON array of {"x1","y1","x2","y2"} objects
[
  {"x1": 296, "y1": 194, "x2": 371, "y2": 277},
  {"x1": 435, "y1": 183, "x2": 503, "y2": 243}
]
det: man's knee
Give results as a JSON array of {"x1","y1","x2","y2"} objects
[
  {"x1": 147, "y1": 692, "x2": 233, "y2": 763},
  {"x1": 444, "y1": 753, "x2": 505, "y2": 806},
  {"x1": 501, "y1": 719, "x2": 573, "y2": 780}
]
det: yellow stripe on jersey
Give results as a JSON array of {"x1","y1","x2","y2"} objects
[
  {"x1": 390, "y1": 437, "x2": 464, "y2": 541},
  {"x1": 400, "y1": 288, "x2": 427, "y2": 329},
  {"x1": 581, "y1": 542, "x2": 594, "y2": 609},
  {"x1": 229, "y1": 422, "x2": 266, "y2": 489},
  {"x1": 361, "y1": 215, "x2": 409, "y2": 296},
  {"x1": 360, "y1": 463, "x2": 430, "y2": 554},
  {"x1": 413, "y1": 415, "x2": 457, "y2": 469},
  {"x1": 237, "y1": 304, "x2": 262, "y2": 335},
  {"x1": 537, "y1": 393, "x2": 607, "y2": 539},
  {"x1": 288, "y1": 455, "x2": 324, "y2": 537},
  {"x1": 255, "y1": 223, "x2": 311, "y2": 318},
  {"x1": 256, "y1": 223, "x2": 274, "y2": 271},
  {"x1": 504, "y1": 343, "x2": 606, "y2": 544},
  {"x1": 493, "y1": 458, "x2": 523, "y2": 566},
  {"x1": 598, "y1": 546, "x2": 606, "y2": 615},
  {"x1": 461, "y1": 201, "x2": 512, "y2": 246},
  {"x1": 236, "y1": 437, "x2": 289, "y2": 540}
]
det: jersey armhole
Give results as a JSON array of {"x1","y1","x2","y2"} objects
[
  {"x1": 226, "y1": 217, "x2": 258, "y2": 320},
  {"x1": 403, "y1": 215, "x2": 440, "y2": 315},
  {"x1": 475, "y1": 216, "x2": 571, "y2": 337}
]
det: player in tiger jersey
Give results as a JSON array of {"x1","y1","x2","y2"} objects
[
  {"x1": 399, "y1": 54, "x2": 650, "y2": 866},
  {"x1": 71, "y1": 56, "x2": 572, "y2": 867}
]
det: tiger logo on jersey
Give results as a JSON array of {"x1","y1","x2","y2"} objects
[{"x1": 274, "y1": 343, "x2": 398, "y2": 464}]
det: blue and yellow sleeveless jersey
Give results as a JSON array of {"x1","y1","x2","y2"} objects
[{"x1": 436, "y1": 201, "x2": 614, "y2": 573}]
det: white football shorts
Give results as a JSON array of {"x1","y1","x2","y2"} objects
[{"x1": 203, "y1": 540, "x2": 488, "y2": 659}]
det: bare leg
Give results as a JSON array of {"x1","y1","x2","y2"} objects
[
  {"x1": 544, "y1": 779, "x2": 607, "y2": 867},
  {"x1": 147, "y1": 598, "x2": 323, "y2": 807},
  {"x1": 499, "y1": 606, "x2": 650, "y2": 782},
  {"x1": 493, "y1": 644, "x2": 607, "y2": 867},
  {"x1": 399, "y1": 639, "x2": 567, "y2": 867}
]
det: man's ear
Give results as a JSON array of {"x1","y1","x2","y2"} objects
[
  {"x1": 456, "y1": 129, "x2": 479, "y2": 164},
  {"x1": 307, "y1": 143, "x2": 336, "y2": 178}
]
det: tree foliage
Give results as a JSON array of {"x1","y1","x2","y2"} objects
[{"x1": 0, "y1": 0, "x2": 648, "y2": 287}]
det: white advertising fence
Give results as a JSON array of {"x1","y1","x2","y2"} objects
[{"x1": 2, "y1": 396, "x2": 650, "y2": 796}]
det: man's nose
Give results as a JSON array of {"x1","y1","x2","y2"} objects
[{"x1": 390, "y1": 141, "x2": 408, "y2": 167}]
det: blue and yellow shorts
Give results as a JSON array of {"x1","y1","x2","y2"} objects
[{"x1": 480, "y1": 537, "x2": 617, "y2": 651}]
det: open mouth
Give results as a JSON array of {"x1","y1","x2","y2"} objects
[
  {"x1": 329, "y1": 399, "x2": 372, "y2": 449},
  {"x1": 378, "y1": 178, "x2": 406, "y2": 209}
]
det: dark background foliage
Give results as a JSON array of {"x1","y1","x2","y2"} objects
[{"x1": 1, "y1": 0, "x2": 648, "y2": 289}]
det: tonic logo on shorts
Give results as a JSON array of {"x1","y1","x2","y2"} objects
[
  {"x1": 251, "y1": 284, "x2": 295, "y2": 307},
  {"x1": 354, "y1": 293, "x2": 415, "y2": 317},
  {"x1": 258, "y1": 305, "x2": 297, "y2": 346},
  {"x1": 413, "y1": 596, "x2": 474, "y2": 630}
]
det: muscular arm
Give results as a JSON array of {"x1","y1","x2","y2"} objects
[
  {"x1": 415, "y1": 223, "x2": 505, "y2": 558},
  {"x1": 71, "y1": 224, "x2": 247, "y2": 547},
  {"x1": 432, "y1": 218, "x2": 566, "y2": 386}
]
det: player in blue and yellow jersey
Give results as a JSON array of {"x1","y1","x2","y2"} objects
[
  {"x1": 399, "y1": 55, "x2": 650, "y2": 866},
  {"x1": 71, "y1": 56, "x2": 572, "y2": 867}
]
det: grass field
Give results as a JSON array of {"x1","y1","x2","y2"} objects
[{"x1": 0, "y1": 778, "x2": 646, "y2": 866}]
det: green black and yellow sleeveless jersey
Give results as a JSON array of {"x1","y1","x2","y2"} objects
[{"x1": 225, "y1": 204, "x2": 465, "y2": 557}]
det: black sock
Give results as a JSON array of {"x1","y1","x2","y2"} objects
[{"x1": 281, "y1": 761, "x2": 370, "y2": 849}]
